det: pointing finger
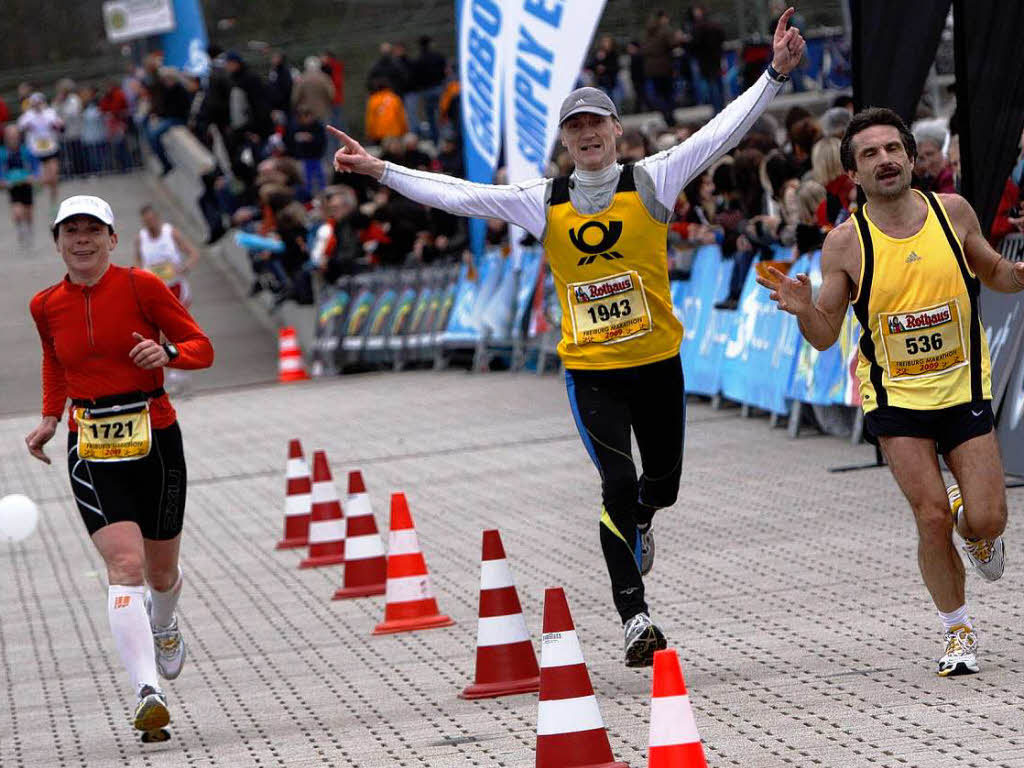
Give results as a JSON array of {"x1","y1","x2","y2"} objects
[
  {"x1": 132, "y1": 331, "x2": 146, "y2": 341},
  {"x1": 775, "y1": 7, "x2": 795, "y2": 39},
  {"x1": 327, "y1": 126, "x2": 359, "y2": 149}
]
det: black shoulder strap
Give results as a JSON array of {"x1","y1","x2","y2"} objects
[
  {"x1": 549, "y1": 176, "x2": 571, "y2": 206},
  {"x1": 852, "y1": 208, "x2": 888, "y2": 407},
  {"x1": 615, "y1": 163, "x2": 637, "y2": 193}
]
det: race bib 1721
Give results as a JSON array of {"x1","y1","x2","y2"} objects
[{"x1": 75, "y1": 403, "x2": 152, "y2": 461}]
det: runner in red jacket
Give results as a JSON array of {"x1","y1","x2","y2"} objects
[{"x1": 24, "y1": 195, "x2": 213, "y2": 742}]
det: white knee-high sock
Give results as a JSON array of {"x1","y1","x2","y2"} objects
[
  {"x1": 148, "y1": 567, "x2": 183, "y2": 629},
  {"x1": 108, "y1": 585, "x2": 160, "y2": 693}
]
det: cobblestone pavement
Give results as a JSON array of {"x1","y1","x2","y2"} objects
[{"x1": 1, "y1": 371, "x2": 1022, "y2": 767}]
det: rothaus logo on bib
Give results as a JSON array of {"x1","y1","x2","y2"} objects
[{"x1": 568, "y1": 220, "x2": 624, "y2": 266}]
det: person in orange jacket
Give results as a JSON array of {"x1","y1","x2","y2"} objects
[{"x1": 365, "y1": 78, "x2": 408, "y2": 144}]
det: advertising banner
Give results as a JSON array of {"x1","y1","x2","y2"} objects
[
  {"x1": 458, "y1": 0, "x2": 510, "y2": 255},
  {"x1": 159, "y1": 0, "x2": 208, "y2": 76},
  {"x1": 103, "y1": 0, "x2": 175, "y2": 43},
  {"x1": 680, "y1": 246, "x2": 734, "y2": 397}
]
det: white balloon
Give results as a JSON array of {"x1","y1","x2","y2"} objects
[{"x1": 0, "y1": 494, "x2": 40, "y2": 543}]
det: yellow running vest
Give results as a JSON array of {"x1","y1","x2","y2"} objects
[
  {"x1": 852, "y1": 190, "x2": 991, "y2": 412},
  {"x1": 543, "y1": 165, "x2": 683, "y2": 370}
]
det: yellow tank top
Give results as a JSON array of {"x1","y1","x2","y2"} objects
[
  {"x1": 543, "y1": 165, "x2": 682, "y2": 370},
  {"x1": 852, "y1": 190, "x2": 991, "y2": 412}
]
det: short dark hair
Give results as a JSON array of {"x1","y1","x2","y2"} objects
[
  {"x1": 840, "y1": 107, "x2": 916, "y2": 172},
  {"x1": 140, "y1": 203, "x2": 154, "y2": 216},
  {"x1": 52, "y1": 220, "x2": 114, "y2": 241}
]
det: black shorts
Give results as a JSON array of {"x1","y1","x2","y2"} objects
[
  {"x1": 864, "y1": 400, "x2": 994, "y2": 456},
  {"x1": 67, "y1": 422, "x2": 188, "y2": 540},
  {"x1": 9, "y1": 183, "x2": 32, "y2": 206}
]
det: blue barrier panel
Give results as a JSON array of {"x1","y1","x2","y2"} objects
[
  {"x1": 785, "y1": 251, "x2": 848, "y2": 405},
  {"x1": 442, "y1": 249, "x2": 503, "y2": 344},
  {"x1": 720, "y1": 257, "x2": 796, "y2": 415},
  {"x1": 680, "y1": 246, "x2": 735, "y2": 396},
  {"x1": 511, "y1": 247, "x2": 543, "y2": 339}
]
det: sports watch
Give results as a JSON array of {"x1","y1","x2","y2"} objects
[
  {"x1": 766, "y1": 63, "x2": 790, "y2": 83},
  {"x1": 162, "y1": 342, "x2": 180, "y2": 362}
]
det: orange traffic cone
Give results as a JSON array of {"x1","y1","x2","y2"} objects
[
  {"x1": 278, "y1": 326, "x2": 309, "y2": 382},
  {"x1": 649, "y1": 649, "x2": 707, "y2": 768},
  {"x1": 460, "y1": 530, "x2": 540, "y2": 699},
  {"x1": 535, "y1": 587, "x2": 627, "y2": 768},
  {"x1": 333, "y1": 470, "x2": 387, "y2": 600},
  {"x1": 372, "y1": 493, "x2": 454, "y2": 635},
  {"x1": 298, "y1": 451, "x2": 346, "y2": 569},
  {"x1": 275, "y1": 439, "x2": 312, "y2": 549}
]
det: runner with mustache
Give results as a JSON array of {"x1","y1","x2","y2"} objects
[{"x1": 759, "y1": 107, "x2": 1020, "y2": 676}]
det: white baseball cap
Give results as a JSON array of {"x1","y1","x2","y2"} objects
[{"x1": 52, "y1": 195, "x2": 115, "y2": 230}]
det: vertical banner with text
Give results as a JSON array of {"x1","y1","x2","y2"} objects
[
  {"x1": 458, "y1": 0, "x2": 509, "y2": 257},
  {"x1": 160, "y1": 0, "x2": 209, "y2": 76}
]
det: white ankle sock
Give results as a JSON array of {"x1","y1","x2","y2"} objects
[
  {"x1": 148, "y1": 568, "x2": 183, "y2": 629},
  {"x1": 108, "y1": 585, "x2": 160, "y2": 693},
  {"x1": 937, "y1": 603, "x2": 972, "y2": 632}
]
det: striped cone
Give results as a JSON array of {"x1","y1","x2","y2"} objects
[
  {"x1": 332, "y1": 470, "x2": 387, "y2": 599},
  {"x1": 275, "y1": 439, "x2": 312, "y2": 549},
  {"x1": 278, "y1": 326, "x2": 309, "y2": 382},
  {"x1": 649, "y1": 650, "x2": 707, "y2": 768},
  {"x1": 372, "y1": 493, "x2": 454, "y2": 635},
  {"x1": 298, "y1": 451, "x2": 346, "y2": 569},
  {"x1": 536, "y1": 588, "x2": 627, "y2": 768},
  {"x1": 460, "y1": 529, "x2": 540, "y2": 699}
]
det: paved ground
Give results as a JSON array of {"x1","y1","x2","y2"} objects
[
  {"x1": 1, "y1": 370, "x2": 1023, "y2": 768},
  {"x1": 0, "y1": 171, "x2": 278, "y2": 417}
]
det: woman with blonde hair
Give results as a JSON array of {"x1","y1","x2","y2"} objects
[{"x1": 810, "y1": 136, "x2": 854, "y2": 226}]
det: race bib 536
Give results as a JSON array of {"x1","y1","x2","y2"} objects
[{"x1": 878, "y1": 299, "x2": 967, "y2": 379}]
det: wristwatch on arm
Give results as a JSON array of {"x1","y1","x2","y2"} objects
[
  {"x1": 162, "y1": 342, "x2": 180, "y2": 362},
  {"x1": 766, "y1": 63, "x2": 790, "y2": 83}
]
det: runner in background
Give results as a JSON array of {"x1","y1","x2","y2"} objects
[
  {"x1": 134, "y1": 204, "x2": 200, "y2": 395},
  {"x1": 17, "y1": 92, "x2": 63, "y2": 215},
  {"x1": 0, "y1": 124, "x2": 38, "y2": 251}
]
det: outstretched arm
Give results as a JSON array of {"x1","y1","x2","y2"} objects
[
  {"x1": 638, "y1": 7, "x2": 806, "y2": 209},
  {"x1": 945, "y1": 193, "x2": 1024, "y2": 294},
  {"x1": 757, "y1": 225, "x2": 855, "y2": 350},
  {"x1": 327, "y1": 127, "x2": 548, "y2": 240}
]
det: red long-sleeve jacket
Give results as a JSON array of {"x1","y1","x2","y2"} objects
[{"x1": 30, "y1": 264, "x2": 214, "y2": 430}]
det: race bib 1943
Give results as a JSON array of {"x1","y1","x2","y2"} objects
[
  {"x1": 75, "y1": 403, "x2": 152, "y2": 461},
  {"x1": 567, "y1": 270, "x2": 652, "y2": 346},
  {"x1": 878, "y1": 299, "x2": 967, "y2": 379}
]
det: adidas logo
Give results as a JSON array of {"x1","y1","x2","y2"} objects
[
  {"x1": 576, "y1": 98, "x2": 586, "y2": 105},
  {"x1": 906, "y1": 251, "x2": 921, "y2": 263}
]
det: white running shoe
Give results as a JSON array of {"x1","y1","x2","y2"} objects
[
  {"x1": 936, "y1": 623, "x2": 980, "y2": 677},
  {"x1": 947, "y1": 484, "x2": 1005, "y2": 582},
  {"x1": 133, "y1": 685, "x2": 170, "y2": 733},
  {"x1": 146, "y1": 594, "x2": 187, "y2": 680},
  {"x1": 623, "y1": 612, "x2": 667, "y2": 668}
]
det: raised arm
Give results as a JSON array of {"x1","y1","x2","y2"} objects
[
  {"x1": 757, "y1": 223, "x2": 857, "y2": 350},
  {"x1": 327, "y1": 126, "x2": 548, "y2": 240},
  {"x1": 944, "y1": 193, "x2": 1024, "y2": 294},
  {"x1": 638, "y1": 7, "x2": 806, "y2": 209}
]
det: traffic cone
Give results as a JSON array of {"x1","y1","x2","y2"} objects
[
  {"x1": 535, "y1": 588, "x2": 627, "y2": 768},
  {"x1": 460, "y1": 529, "x2": 540, "y2": 699},
  {"x1": 278, "y1": 326, "x2": 309, "y2": 382},
  {"x1": 332, "y1": 470, "x2": 387, "y2": 600},
  {"x1": 298, "y1": 451, "x2": 346, "y2": 569},
  {"x1": 275, "y1": 439, "x2": 312, "y2": 549},
  {"x1": 649, "y1": 650, "x2": 707, "y2": 768},
  {"x1": 372, "y1": 493, "x2": 454, "y2": 635}
]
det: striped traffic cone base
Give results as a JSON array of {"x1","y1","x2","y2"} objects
[
  {"x1": 334, "y1": 581, "x2": 386, "y2": 600},
  {"x1": 333, "y1": 470, "x2": 387, "y2": 600},
  {"x1": 276, "y1": 438, "x2": 312, "y2": 550},
  {"x1": 372, "y1": 492, "x2": 454, "y2": 635},
  {"x1": 460, "y1": 529, "x2": 540, "y2": 700},
  {"x1": 298, "y1": 450, "x2": 346, "y2": 569}
]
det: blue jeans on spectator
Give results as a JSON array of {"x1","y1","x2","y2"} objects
[
  {"x1": 405, "y1": 85, "x2": 443, "y2": 142},
  {"x1": 301, "y1": 157, "x2": 326, "y2": 198},
  {"x1": 146, "y1": 117, "x2": 183, "y2": 173},
  {"x1": 726, "y1": 249, "x2": 755, "y2": 302},
  {"x1": 645, "y1": 76, "x2": 676, "y2": 126},
  {"x1": 84, "y1": 141, "x2": 108, "y2": 174}
]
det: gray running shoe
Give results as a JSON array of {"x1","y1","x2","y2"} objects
[
  {"x1": 937, "y1": 623, "x2": 980, "y2": 677},
  {"x1": 146, "y1": 594, "x2": 187, "y2": 680},
  {"x1": 947, "y1": 484, "x2": 1005, "y2": 582},
  {"x1": 623, "y1": 612, "x2": 667, "y2": 668},
  {"x1": 638, "y1": 523, "x2": 655, "y2": 576},
  {"x1": 133, "y1": 685, "x2": 170, "y2": 733}
]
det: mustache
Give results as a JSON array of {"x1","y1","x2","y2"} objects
[{"x1": 875, "y1": 164, "x2": 902, "y2": 177}]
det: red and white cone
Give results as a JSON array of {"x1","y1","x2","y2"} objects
[
  {"x1": 372, "y1": 493, "x2": 454, "y2": 635},
  {"x1": 298, "y1": 451, "x2": 346, "y2": 569},
  {"x1": 278, "y1": 326, "x2": 310, "y2": 382},
  {"x1": 332, "y1": 470, "x2": 387, "y2": 600},
  {"x1": 535, "y1": 587, "x2": 627, "y2": 768},
  {"x1": 275, "y1": 439, "x2": 312, "y2": 550},
  {"x1": 460, "y1": 529, "x2": 540, "y2": 699},
  {"x1": 649, "y1": 649, "x2": 707, "y2": 768}
]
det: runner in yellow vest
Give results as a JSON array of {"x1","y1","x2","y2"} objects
[
  {"x1": 760, "y1": 107, "x2": 1017, "y2": 676},
  {"x1": 329, "y1": 12, "x2": 805, "y2": 666}
]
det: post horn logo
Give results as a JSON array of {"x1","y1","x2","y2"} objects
[{"x1": 569, "y1": 220, "x2": 624, "y2": 266}]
